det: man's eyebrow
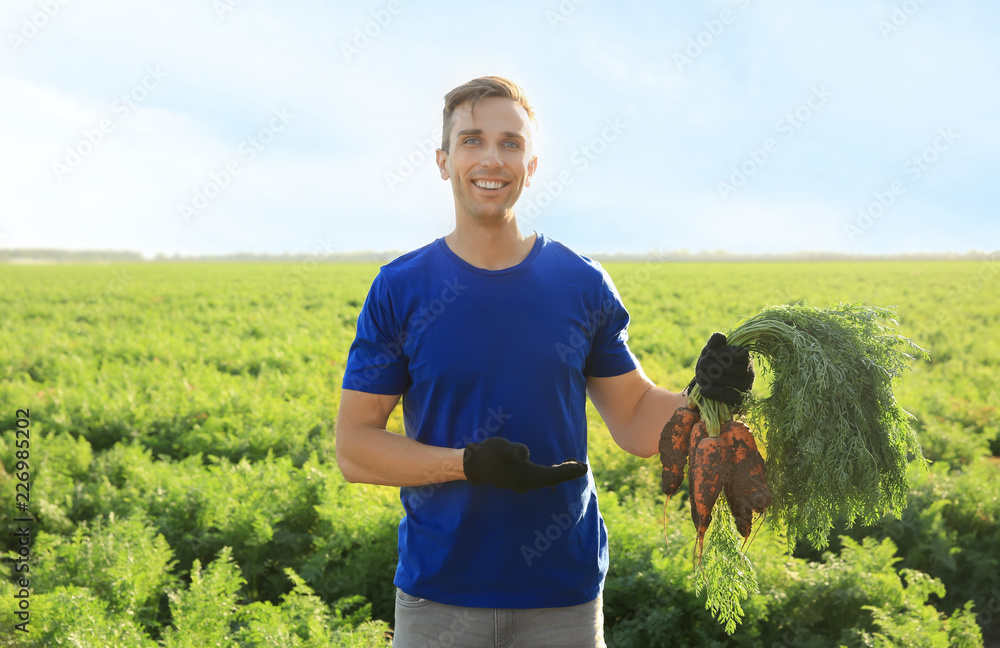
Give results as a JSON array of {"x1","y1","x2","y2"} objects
[{"x1": 455, "y1": 129, "x2": 525, "y2": 140}]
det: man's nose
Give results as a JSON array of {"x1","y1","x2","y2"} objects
[{"x1": 479, "y1": 144, "x2": 503, "y2": 167}]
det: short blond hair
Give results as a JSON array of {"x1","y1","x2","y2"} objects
[{"x1": 441, "y1": 76, "x2": 537, "y2": 152}]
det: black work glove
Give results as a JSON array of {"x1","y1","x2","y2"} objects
[
  {"x1": 687, "y1": 332, "x2": 754, "y2": 407},
  {"x1": 463, "y1": 436, "x2": 588, "y2": 494}
]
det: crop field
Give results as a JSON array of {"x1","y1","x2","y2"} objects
[{"x1": 1, "y1": 259, "x2": 998, "y2": 647}]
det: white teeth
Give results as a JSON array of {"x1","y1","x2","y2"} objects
[{"x1": 474, "y1": 180, "x2": 505, "y2": 189}]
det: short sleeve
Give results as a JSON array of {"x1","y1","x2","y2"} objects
[
  {"x1": 341, "y1": 272, "x2": 410, "y2": 394},
  {"x1": 583, "y1": 268, "x2": 639, "y2": 378}
]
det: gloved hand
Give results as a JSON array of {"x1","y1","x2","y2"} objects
[
  {"x1": 463, "y1": 436, "x2": 588, "y2": 493},
  {"x1": 687, "y1": 332, "x2": 754, "y2": 407}
]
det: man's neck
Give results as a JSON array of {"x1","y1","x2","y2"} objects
[{"x1": 444, "y1": 218, "x2": 536, "y2": 271}]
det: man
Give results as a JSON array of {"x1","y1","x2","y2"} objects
[{"x1": 336, "y1": 76, "x2": 752, "y2": 647}]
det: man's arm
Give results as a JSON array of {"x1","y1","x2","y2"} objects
[
  {"x1": 586, "y1": 368, "x2": 688, "y2": 458},
  {"x1": 335, "y1": 388, "x2": 466, "y2": 487},
  {"x1": 336, "y1": 389, "x2": 589, "y2": 491}
]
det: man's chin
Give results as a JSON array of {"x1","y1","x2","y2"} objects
[
  {"x1": 468, "y1": 205, "x2": 518, "y2": 227},
  {"x1": 458, "y1": 195, "x2": 522, "y2": 224}
]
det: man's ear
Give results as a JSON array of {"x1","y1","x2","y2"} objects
[
  {"x1": 525, "y1": 155, "x2": 538, "y2": 187},
  {"x1": 435, "y1": 148, "x2": 450, "y2": 180}
]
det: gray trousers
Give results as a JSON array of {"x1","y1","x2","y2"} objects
[{"x1": 392, "y1": 588, "x2": 607, "y2": 648}]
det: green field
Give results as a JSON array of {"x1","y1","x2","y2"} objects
[{"x1": 1, "y1": 260, "x2": 998, "y2": 647}]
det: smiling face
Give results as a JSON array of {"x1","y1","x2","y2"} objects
[{"x1": 435, "y1": 96, "x2": 538, "y2": 228}]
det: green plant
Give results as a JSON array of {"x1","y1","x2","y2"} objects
[
  {"x1": 30, "y1": 511, "x2": 175, "y2": 632},
  {"x1": 756, "y1": 536, "x2": 983, "y2": 647},
  {"x1": 161, "y1": 546, "x2": 244, "y2": 648},
  {"x1": 2, "y1": 260, "x2": 995, "y2": 643},
  {"x1": 0, "y1": 584, "x2": 156, "y2": 648}
]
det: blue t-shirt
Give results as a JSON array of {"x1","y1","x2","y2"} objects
[{"x1": 341, "y1": 233, "x2": 638, "y2": 608}]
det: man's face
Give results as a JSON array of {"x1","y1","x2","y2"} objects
[{"x1": 435, "y1": 96, "x2": 537, "y2": 226}]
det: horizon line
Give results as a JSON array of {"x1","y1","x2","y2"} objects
[{"x1": 1, "y1": 247, "x2": 998, "y2": 264}]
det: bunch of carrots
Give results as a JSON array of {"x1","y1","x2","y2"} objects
[
  {"x1": 659, "y1": 406, "x2": 770, "y2": 562},
  {"x1": 657, "y1": 303, "x2": 926, "y2": 633}
]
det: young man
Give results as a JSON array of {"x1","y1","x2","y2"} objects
[{"x1": 336, "y1": 76, "x2": 752, "y2": 647}]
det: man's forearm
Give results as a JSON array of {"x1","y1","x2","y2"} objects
[
  {"x1": 616, "y1": 385, "x2": 689, "y2": 458},
  {"x1": 336, "y1": 424, "x2": 466, "y2": 487}
]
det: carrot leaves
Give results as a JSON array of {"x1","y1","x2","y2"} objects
[{"x1": 684, "y1": 302, "x2": 927, "y2": 632}]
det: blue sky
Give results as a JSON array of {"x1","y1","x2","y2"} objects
[{"x1": 1, "y1": 0, "x2": 997, "y2": 257}]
